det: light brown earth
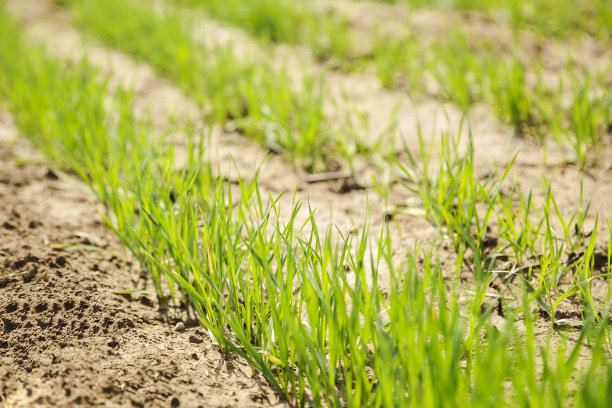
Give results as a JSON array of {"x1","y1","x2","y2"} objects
[{"x1": 1, "y1": 0, "x2": 612, "y2": 406}]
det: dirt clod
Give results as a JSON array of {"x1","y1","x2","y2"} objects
[{"x1": 189, "y1": 335, "x2": 204, "y2": 344}]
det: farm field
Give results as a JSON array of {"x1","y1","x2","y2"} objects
[{"x1": 0, "y1": 0, "x2": 611, "y2": 407}]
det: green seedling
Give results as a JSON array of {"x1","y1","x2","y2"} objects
[{"x1": 397, "y1": 123, "x2": 514, "y2": 282}]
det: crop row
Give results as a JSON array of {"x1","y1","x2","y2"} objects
[{"x1": 143, "y1": 0, "x2": 612, "y2": 167}]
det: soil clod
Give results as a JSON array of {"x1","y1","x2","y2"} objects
[{"x1": 189, "y1": 335, "x2": 204, "y2": 344}]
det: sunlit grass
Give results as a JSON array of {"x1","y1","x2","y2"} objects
[
  {"x1": 397, "y1": 126, "x2": 612, "y2": 326},
  {"x1": 364, "y1": 0, "x2": 612, "y2": 41},
  {"x1": 1, "y1": 1, "x2": 612, "y2": 407},
  {"x1": 54, "y1": 0, "x2": 364, "y2": 172},
  {"x1": 170, "y1": 0, "x2": 611, "y2": 166}
]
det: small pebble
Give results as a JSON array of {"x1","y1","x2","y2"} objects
[{"x1": 174, "y1": 322, "x2": 185, "y2": 332}]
